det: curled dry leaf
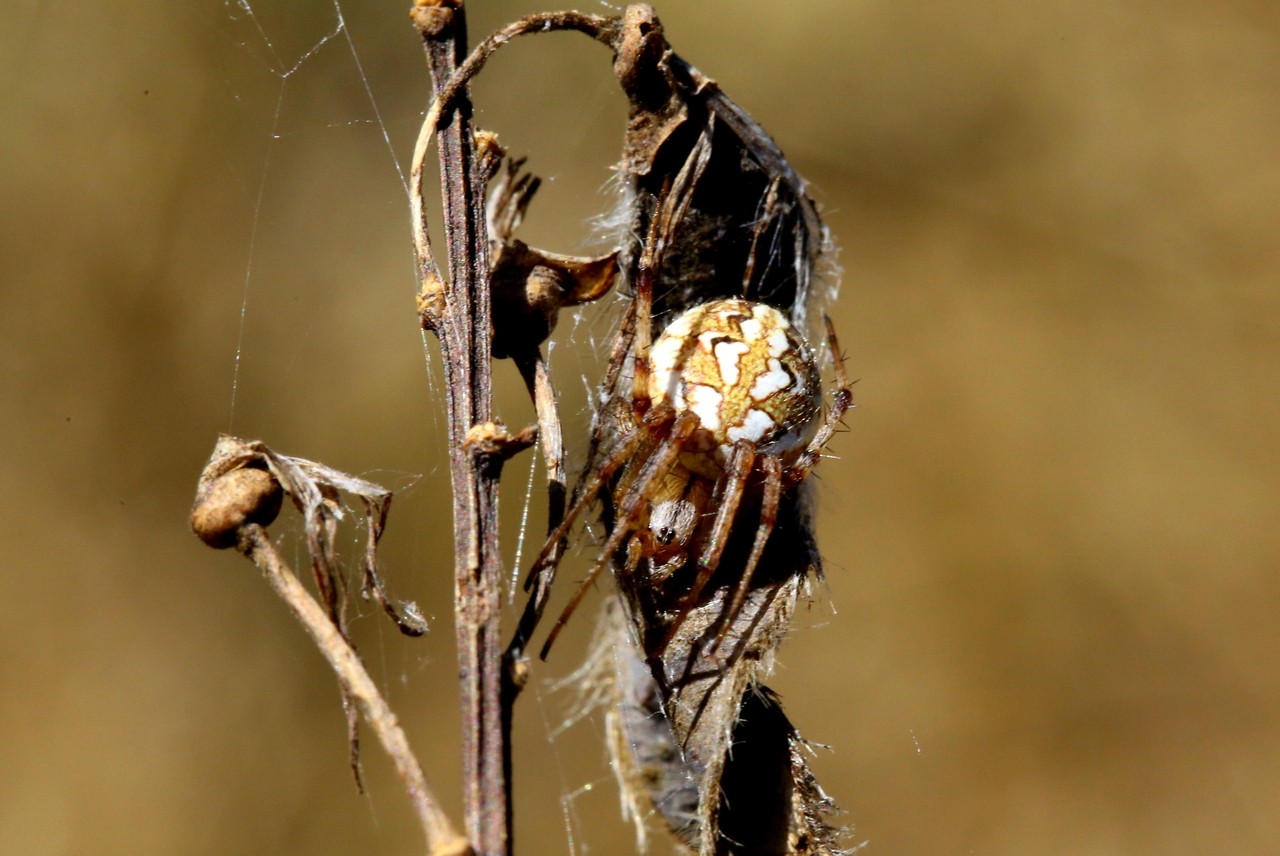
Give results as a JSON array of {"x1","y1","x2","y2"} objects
[{"x1": 571, "y1": 6, "x2": 850, "y2": 853}]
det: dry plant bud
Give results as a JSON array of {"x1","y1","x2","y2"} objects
[
  {"x1": 409, "y1": 0, "x2": 458, "y2": 38},
  {"x1": 472, "y1": 129, "x2": 505, "y2": 181},
  {"x1": 416, "y1": 268, "x2": 448, "y2": 331},
  {"x1": 464, "y1": 420, "x2": 537, "y2": 464},
  {"x1": 190, "y1": 463, "x2": 283, "y2": 549}
]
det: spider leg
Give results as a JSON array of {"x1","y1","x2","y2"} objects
[
  {"x1": 685, "y1": 441, "x2": 755, "y2": 607},
  {"x1": 649, "y1": 440, "x2": 754, "y2": 658},
  {"x1": 632, "y1": 126, "x2": 715, "y2": 418},
  {"x1": 786, "y1": 315, "x2": 854, "y2": 486},
  {"x1": 539, "y1": 411, "x2": 699, "y2": 660},
  {"x1": 709, "y1": 454, "x2": 783, "y2": 656},
  {"x1": 521, "y1": 423, "x2": 643, "y2": 592},
  {"x1": 740, "y1": 175, "x2": 782, "y2": 296}
]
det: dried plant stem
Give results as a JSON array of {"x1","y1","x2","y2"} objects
[
  {"x1": 237, "y1": 524, "x2": 470, "y2": 856},
  {"x1": 506, "y1": 351, "x2": 566, "y2": 656},
  {"x1": 410, "y1": 3, "x2": 509, "y2": 852}
]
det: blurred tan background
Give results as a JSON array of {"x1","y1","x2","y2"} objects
[{"x1": 4, "y1": 0, "x2": 1279, "y2": 853}]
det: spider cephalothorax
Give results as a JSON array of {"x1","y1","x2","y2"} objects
[{"x1": 530, "y1": 295, "x2": 851, "y2": 660}]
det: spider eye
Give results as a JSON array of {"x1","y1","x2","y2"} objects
[{"x1": 650, "y1": 500, "x2": 696, "y2": 547}]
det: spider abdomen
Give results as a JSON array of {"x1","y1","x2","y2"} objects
[{"x1": 648, "y1": 298, "x2": 820, "y2": 477}]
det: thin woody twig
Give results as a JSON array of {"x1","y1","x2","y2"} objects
[
  {"x1": 237, "y1": 524, "x2": 471, "y2": 856},
  {"x1": 409, "y1": 2, "x2": 509, "y2": 852}
]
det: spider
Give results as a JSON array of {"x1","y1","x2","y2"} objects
[{"x1": 527, "y1": 293, "x2": 852, "y2": 662}]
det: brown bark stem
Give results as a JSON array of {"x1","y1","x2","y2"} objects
[{"x1": 412, "y1": 2, "x2": 508, "y2": 852}]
